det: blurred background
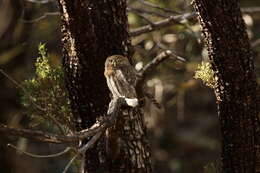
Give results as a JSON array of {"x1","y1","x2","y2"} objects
[{"x1": 0, "y1": 0, "x2": 259, "y2": 172}]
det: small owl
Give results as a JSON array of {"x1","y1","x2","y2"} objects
[
  {"x1": 104, "y1": 55, "x2": 138, "y2": 107},
  {"x1": 104, "y1": 55, "x2": 139, "y2": 159}
]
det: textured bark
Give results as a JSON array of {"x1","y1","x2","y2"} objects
[
  {"x1": 193, "y1": 0, "x2": 260, "y2": 172},
  {"x1": 57, "y1": 0, "x2": 152, "y2": 173}
]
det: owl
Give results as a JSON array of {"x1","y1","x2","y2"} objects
[
  {"x1": 104, "y1": 55, "x2": 139, "y2": 160},
  {"x1": 104, "y1": 55, "x2": 138, "y2": 107}
]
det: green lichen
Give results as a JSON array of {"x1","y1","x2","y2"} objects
[
  {"x1": 194, "y1": 61, "x2": 216, "y2": 88},
  {"x1": 21, "y1": 43, "x2": 73, "y2": 133}
]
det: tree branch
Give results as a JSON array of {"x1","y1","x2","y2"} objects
[
  {"x1": 0, "y1": 97, "x2": 127, "y2": 144},
  {"x1": 129, "y1": 7, "x2": 260, "y2": 37},
  {"x1": 0, "y1": 124, "x2": 79, "y2": 143},
  {"x1": 137, "y1": 0, "x2": 180, "y2": 14},
  {"x1": 130, "y1": 12, "x2": 196, "y2": 37},
  {"x1": 7, "y1": 144, "x2": 72, "y2": 158},
  {"x1": 138, "y1": 50, "x2": 186, "y2": 79}
]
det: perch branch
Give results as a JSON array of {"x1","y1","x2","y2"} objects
[
  {"x1": 0, "y1": 124, "x2": 79, "y2": 143},
  {"x1": 0, "y1": 97, "x2": 127, "y2": 144}
]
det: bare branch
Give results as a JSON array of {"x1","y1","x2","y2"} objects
[
  {"x1": 139, "y1": 50, "x2": 186, "y2": 78},
  {"x1": 24, "y1": 0, "x2": 53, "y2": 4},
  {"x1": 0, "y1": 124, "x2": 79, "y2": 143},
  {"x1": 62, "y1": 154, "x2": 78, "y2": 173},
  {"x1": 241, "y1": 7, "x2": 260, "y2": 13},
  {"x1": 135, "y1": 50, "x2": 186, "y2": 102},
  {"x1": 127, "y1": 7, "x2": 169, "y2": 18},
  {"x1": 129, "y1": 7, "x2": 260, "y2": 37},
  {"x1": 8, "y1": 143, "x2": 72, "y2": 158},
  {"x1": 132, "y1": 12, "x2": 156, "y2": 26},
  {"x1": 21, "y1": 12, "x2": 60, "y2": 23},
  {"x1": 0, "y1": 97, "x2": 128, "y2": 144},
  {"x1": 130, "y1": 12, "x2": 196, "y2": 37},
  {"x1": 79, "y1": 132, "x2": 103, "y2": 153},
  {"x1": 137, "y1": 0, "x2": 180, "y2": 14}
]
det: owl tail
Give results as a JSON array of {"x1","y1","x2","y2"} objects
[{"x1": 144, "y1": 92, "x2": 162, "y2": 109}]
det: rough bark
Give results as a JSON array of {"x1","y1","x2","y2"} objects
[
  {"x1": 192, "y1": 0, "x2": 260, "y2": 172},
  {"x1": 57, "y1": 0, "x2": 152, "y2": 173}
]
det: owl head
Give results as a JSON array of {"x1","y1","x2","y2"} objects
[{"x1": 105, "y1": 55, "x2": 130, "y2": 69}]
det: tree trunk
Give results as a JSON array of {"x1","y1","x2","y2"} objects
[
  {"x1": 192, "y1": 0, "x2": 260, "y2": 172},
  {"x1": 58, "y1": 0, "x2": 152, "y2": 173}
]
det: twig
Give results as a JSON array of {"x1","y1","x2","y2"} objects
[
  {"x1": 25, "y1": 0, "x2": 53, "y2": 4},
  {"x1": 78, "y1": 132, "x2": 103, "y2": 153},
  {"x1": 135, "y1": 50, "x2": 186, "y2": 101},
  {"x1": 128, "y1": 7, "x2": 169, "y2": 18},
  {"x1": 21, "y1": 12, "x2": 60, "y2": 23},
  {"x1": 137, "y1": 0, "x2": 180, "y2": 14},
  {"x1": 241, "y1": 7, "x2": 260, "y2": 13},
  {"x1": 62, "y1": 154, "x2": 78, "y2": 173},
  {"x1": 8, "y1": 143, "x2": 71, "y2": 158},
  {"x1": 130, "y1": 12, "x2": 196, "y2": 37},
  {"x1": 132, "y1": 12, "x2": 156, "y2": 26},
  {"x1": 139, "y1": 50, "x2": 186, "y2": 78}
]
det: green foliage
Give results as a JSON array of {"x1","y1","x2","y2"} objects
[
  {"x1": 21, "y1": 43, "x2": 73, "y2": 133},
  {"x1": 194, "y1": 61, "x2": 216, "y2": 88}
]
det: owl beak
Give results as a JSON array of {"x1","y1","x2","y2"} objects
[{"x1": 112, "y1": 61, "x2": 116, "y2": 67}]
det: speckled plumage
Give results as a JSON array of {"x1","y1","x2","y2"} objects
[{"x1": 104, "y1": 55, "x2": 138, "y2": 99}]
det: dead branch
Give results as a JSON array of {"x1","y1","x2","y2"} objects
[
  {"x1": 241, "y1": 7, "x2": 260, "y2": 13},
  {"x1": 130, "y1": 12, "x2": 196, "y2": 37},
  {"x1": 138, "y1": 50, "x2": 186, "y2": 79},
  {"x1": 137, "y1": 0, "x2": 180, "y2": 14},
  {"x1": 129, "y1": 7, "x2": 260, "y2": 37},
  {"x1": 135, "y1": 50, "x2": 186, "y2": 101},
  {"x1": 0, "y1": 97, "x2": 127, "y2": 144},
  {"x1": 0, "y1": 124, "x2": 79, "y2": 143},
  {"x1": 128, "y1": 7, "x2": 170, "y2": 18},
  {"x1": 25, "y1": 0, "x2": 53, "y2": 4},
  {"x1": 8, "y1": 144, "x2": 72, "y2": 158},
  {"x1": 21, "y1": 12, "x2": 60, "y2": 23}
]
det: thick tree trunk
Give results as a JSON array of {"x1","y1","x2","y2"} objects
[
  {"x1": 192, "y1": 0, "x2": 260, "y2": 172},
  {"x1": 58, "y1": 0, "x2": 152, "y2": 173}
]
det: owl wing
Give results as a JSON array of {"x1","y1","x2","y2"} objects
[
  {"x1": 114, "y1": 66, "x2": 137, "y2": 98},
  {"x1": 106, "y1": 76, "x2": 122, "y2": 98}
]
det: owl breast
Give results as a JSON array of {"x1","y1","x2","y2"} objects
[{"x1": 104, "y1": 66, "x2": 115, "y2": 77}]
